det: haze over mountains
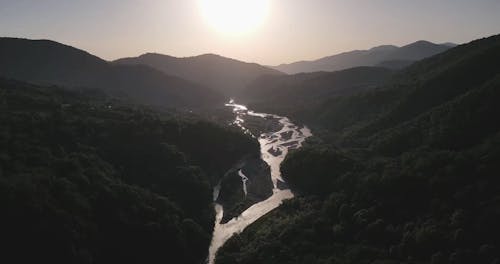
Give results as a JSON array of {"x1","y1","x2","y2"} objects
[
  {"x1": 114, "y1": 53, "x2": 283, "y2": 97},
  {"x1": 273, "y1": 40, "x2": 456, "y2": 74}
]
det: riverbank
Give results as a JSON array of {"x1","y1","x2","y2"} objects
[
  {"x1": 216, "y1": 155, "x2": 274, "y2": 223},
  {"x1": 207, "y1": 101, "x2": 312, "y2": 264}
]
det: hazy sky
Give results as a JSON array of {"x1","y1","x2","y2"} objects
[{"x1": 1, "y1": 0, "x2": 500, "y2": 65}]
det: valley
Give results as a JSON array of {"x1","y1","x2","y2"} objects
[
  {"x1": 1, "y1": 26, "x2": 500, "y2": 264},
  {"x1": 209, "y1": 100, "x2": 312, "y2": 263}
]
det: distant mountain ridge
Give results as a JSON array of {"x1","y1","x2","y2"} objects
[
  {"x1": 114, "y1": 53, "x2": 283, "y2": 97},
  {"x1": 272, "y1": 40, "x2": 456, "y2": 74},
  {"x1": 0, "y1": 38, "x2": 223, "y2": 108}
]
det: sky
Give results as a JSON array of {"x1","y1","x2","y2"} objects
[{"x1": 1, "y1": 0, "x2": 500, "y2": 65}]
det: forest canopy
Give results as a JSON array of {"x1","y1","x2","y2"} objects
[{"x1": 0, "y1": 79, "x2": 258, "y2": 264}]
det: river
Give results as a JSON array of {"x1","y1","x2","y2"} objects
[{"x1": 207, "y1": 100, "x2": 312, "y2": 264}]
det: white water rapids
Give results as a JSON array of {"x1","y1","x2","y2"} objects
[{"x1": 207, "y1": 100, "x2": 312, "y2": 264}]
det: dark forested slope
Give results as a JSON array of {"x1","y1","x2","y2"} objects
[
  {"x1": 241, "y1": 67, "x2": 393, "y2": 116},
  {"x1": 0, "y1": 38, "x2": 223, "y2": 108},
  {"x1": 0, "y1": 79, "x2": 258, "y2": 264},
  {"x1": 216, "y1": 35, "x2": 500, "y2": 264}
]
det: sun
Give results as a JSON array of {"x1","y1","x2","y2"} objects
[{"x1": 199, "y1": 0, "x2": 270, "y2": 35}]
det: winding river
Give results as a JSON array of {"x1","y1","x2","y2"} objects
[{"x1": 207, "y1": 100, "x2": 312, "y2": 264}]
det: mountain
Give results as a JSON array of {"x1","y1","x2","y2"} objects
[
  {"x1": 240, "y1": 67, "x2": 393, "y2": 114},
  {"x1": 375, "y1": 59, "x2": 415, "y2": 69},
  {"x1": 114, "y1": 53, "x2": 284, "y2": 97},
  {"x1": 442, "y1": 42, "x2": 459, "y2": 47},
  {"x1": 272, "y1": 40, "x2": 455, "y2": 74},
  {"x1": 305, "y1": 35, "x2": 500, "y2": 137},
  {"x1": 216, "y1": 34, "x2": 500, "y2": 264},
  {"x1": 0, "y1": 38, "x2": 223, "y2": 108}
]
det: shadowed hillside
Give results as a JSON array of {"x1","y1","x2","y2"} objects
[
  {"x1": 240, "y1": 66, "x2": 393, "y2": 116},
  {"x1": 0, "y1": 78, "x2": 259, "y2": 264},
  {"x1": 114, "y1": 53, "x2": 284, "y2": 97},
  {"x1": 0, "y1": 38, "x2": 223, "y2": 109}
]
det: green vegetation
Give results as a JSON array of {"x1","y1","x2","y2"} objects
[
  {"x1": 217, "y1": 35, "x2": 500, "y2": 263},
  {"x1": 0, "y1": 79, "x2": 258, "y2": 264}
]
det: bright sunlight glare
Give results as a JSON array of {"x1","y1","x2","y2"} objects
[{"x1": 199, "y1": 0, "x2": 270, "y2": 35}]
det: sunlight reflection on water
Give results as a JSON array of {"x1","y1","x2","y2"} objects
[{"x1": 208, "y1": 100, "x2": 312, "y2": 264}]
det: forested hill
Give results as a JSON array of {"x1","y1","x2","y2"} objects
[
  {"x1": 0, "y1": 78, "x2": 259, "y2": 264},
  {"x1": 240, "y1": 66, "x2": 393, "y2": 115},
  {"x1": 216, "y1": 34, "x2": 500, "y2": 264},
  {"x1": 0, "y1": 38, "x2": 223, "y2": 109},
  {"x1": 115, "y1": 53, "x2": 283, "y2": 97},
  {"x1": 297, "y1": 33, "x2": 500, "y2": 142}
]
